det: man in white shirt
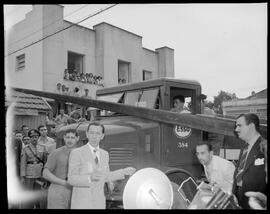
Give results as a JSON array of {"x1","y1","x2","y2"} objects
[
  {"x1": 196, "y1": 141, "x2": 235, "y2": 193},
  {"x1": 37, "y1": 125, "x2": 56, "y2": 154},
  {"x1": 68, "y1": 122, "x2": 136, "y2": 209},
  {"x1": 55, "y1": 109, "x2": 69, "y2": 126}
]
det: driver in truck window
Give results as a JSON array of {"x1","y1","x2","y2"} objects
[{"x1": 171, "y1": 95, "x2": 190, "y2": 114}]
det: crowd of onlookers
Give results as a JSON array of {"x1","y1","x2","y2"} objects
[
  {"x1": 63, "y1": 69, "x2": 104, "y2": 87},
  {"x1": 9, "y1": 106, "x2": 98, "y2": 209},
  {"x1": 10, "y1": 124, "x2": 56, "y2": 209}
]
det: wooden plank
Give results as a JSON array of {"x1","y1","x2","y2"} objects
[{"x1": 11, "y1": 87, "x2": 267, "y2": 137}]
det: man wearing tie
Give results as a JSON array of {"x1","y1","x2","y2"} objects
[
  {"x1": 233, "y1": 113, "x2": 267, "y2": 209},
  {"x1": 68, "y1": 122, "x2": 136, "y2": 209}
]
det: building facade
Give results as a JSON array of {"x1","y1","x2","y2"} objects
[
  {"x1": 5, "y1": 4, "x2": 174, "y2": 99},
  {"x1": 222, "y1": 89, "x2": 267, "y2": 122}
]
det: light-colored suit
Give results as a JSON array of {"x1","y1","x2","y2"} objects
[
  {"x1": 68, "y1": 144, "x2": 126, "y2": 209},
  {"x1": 203, "y1": 155, "x2": 235, "y2": 193}
]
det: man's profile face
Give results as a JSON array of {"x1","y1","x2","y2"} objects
[
  {"x1": 86, "y1": 125, "x2": 104, "y2": 148},
  {"x1": 173, "y1": 98, "x2": 184, "y2": 111},
  {"x1": 196, "y1": 144, "x2": 212, "y2": 165},
  {"x1": 64, "y1": 132, "x2": 79, "y2": 148},
  {"x1": 235, "y1": 116, "x2": 252, "y2": 142}
]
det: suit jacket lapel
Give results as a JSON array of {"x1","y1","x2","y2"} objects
[{"x1": 244, "y1": 136, "x2": 262, "y2": 171}]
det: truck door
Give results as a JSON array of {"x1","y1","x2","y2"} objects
[{"x1": 163, "y1": 87, "x2": 203, "y2": 178}]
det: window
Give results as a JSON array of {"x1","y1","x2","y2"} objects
[
  {"x1": 97, "y1": 92, "x2": 124, "y2": 103},
  {"x1": 145, "y1": 134, "x2": 151, "y2": 152},
  {"x1": 124, "y1": 88, "x2": 160, "y2": 109},
  {"x1": 16, "y1": 54, "x2": 25, "y2": 71},
  {"x1": 118, "y1": 60, "x2": 130, "y2": 84},
  {"x1": 142, "y1": 70, "x2": 152, "y2": 81},
  {"x1": 67, "y1": 51, "x2": 84, "y2": 74},
  {"x1": 139, "y1": 88, "x2": 159, "y2": 108}
]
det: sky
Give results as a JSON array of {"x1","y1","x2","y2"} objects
[{"x1": 4, "y1": 4, "x2": 267, "y2": 101}]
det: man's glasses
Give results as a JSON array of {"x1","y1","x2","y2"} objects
[{"x1": 23, "y1": 138, "x2": 30, "y2": 141}]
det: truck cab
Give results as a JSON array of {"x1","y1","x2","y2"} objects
[{"x1": 56, "y1": 78, "x2": 206, "y2": 208}]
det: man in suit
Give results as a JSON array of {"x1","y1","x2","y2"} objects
[
  {"x1": 232, "y1": 113, "x2": 267, "y2": 209},
  {"x1": 68, "y1": 122, "x2": 136, "y2": 209}
]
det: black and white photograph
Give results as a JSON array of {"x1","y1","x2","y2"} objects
[{"x1": 4, "y1": 3, "x2": 267, "y2": 210}]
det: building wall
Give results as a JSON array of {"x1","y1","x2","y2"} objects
[
  {"x1": 42, "y1": 5, "x2": 65, "y2": 92},
  {"x1": 156, "y1": 47, "x2": 175, "y2": 78},
  {"x1": 6, "y1": 5, "x2": 175, "y2": 93},
  {"x1": 222, "y1": 98, "x2": 267, "y2": 120},
  {"x1": 12, "y1": 113, "x2": 47, "y2": 131},
  {"x1": 5, "y1": 5, "x2": 44, "y2": 90},
  {"x1": 94, "y1": 23, "x2": 144, "y2": 87},
  {"x1": 141, "y1": 48, "x2": 158, "y2": 79}
]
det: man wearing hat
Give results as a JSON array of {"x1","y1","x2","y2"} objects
[{"x1": 20, "y1": 129, "x2": 47, "y2": 209}]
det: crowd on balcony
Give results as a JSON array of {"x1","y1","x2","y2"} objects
[
  {"x1": 118, "y1": 78, "x2": 127, "y2": 84},
  {"x1": 63, "y1": 69, "x2": 104, "y2": 87}
]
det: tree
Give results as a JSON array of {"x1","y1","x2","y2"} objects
[{"x1": 213, "y1": 90, "x2": 236, "y2": 114}]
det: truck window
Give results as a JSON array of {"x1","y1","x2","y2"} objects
[
  {"x1": 139, "y1": 88, "x2": 159, "y2": 109},
  {"x1": 124, "y1": 90, "x2": 140, "y2": 106},
  {"x1": 97, "y1": 92, "x2": 124, "y2": 103},
  {"x1": 124, "y1": 88, "x2": 160, "y2": 109}
]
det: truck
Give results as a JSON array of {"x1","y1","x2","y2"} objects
[{"x1": 13, "y1": 77, "x2": 267, "y2": 209}]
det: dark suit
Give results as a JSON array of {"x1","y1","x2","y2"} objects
[
  {"x1": 232, "y1": 136, "x2": 267, "y2": 209},
  {"x1": 12, "y1": 138, "x2": 22, "y2": 178}
]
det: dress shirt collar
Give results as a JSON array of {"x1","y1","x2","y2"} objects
[{"x1": 87, "y1": 143, "x2": 100, "y2": 155}]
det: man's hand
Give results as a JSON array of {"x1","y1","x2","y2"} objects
[
  {"x1": 62, "y1": 180, "x2": 72, "y2": 188},
  {"x1": 245, "y1": 191, "x2": 267, "y2": 210},
  {"x1": 90, "y1": 171, "x2": 104, "y2": 182},
  {"x1": 123, "y1": 167, "x2": 136, "y2": 176}
]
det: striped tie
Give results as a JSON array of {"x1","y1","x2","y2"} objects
[
  {"x1": 235, "y1": 144, "x2": 249, "y2": 186},
  {"x1": 93, "y1": 149, "x2": 99, "y2": 165}
]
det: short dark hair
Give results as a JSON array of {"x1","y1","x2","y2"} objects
[
  {"x1": 37, "y1": 125, "x2": 46, "y2": 131},
  {"x1": 22, "y1": 136, "x2": 30, "y2": 140},
  {"x1": 86, "y1": 122, "x2": 105, "y2": 134},
  {"x1": 28, "y1": 129, "x2": 40, "y2": 137},
  {"x1": 173, "y1": 95, "x2": 185, "y2": 103},
  {"x1": 64, "y1": 129, "x2": 78, "y2": 137},
  {"x1": 237, "y1": 113, "x2": 260, "y2": 133},
  {"x1": 21, "y1": 125, "x2": 29, "y2": 130},
  {"x1": 196, "y1": 141, "x2": 213, "y2": 151},
  {"x1": 15, "y1": 131, "x2": 23, "y2": 135}
]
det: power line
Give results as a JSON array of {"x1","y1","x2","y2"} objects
[
  {"x1": 7, "y1": 4, "x2": 90, "y2": 48},
  {"x1": 6, "y1": 4, "x2": 118, "y2": 57}
]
